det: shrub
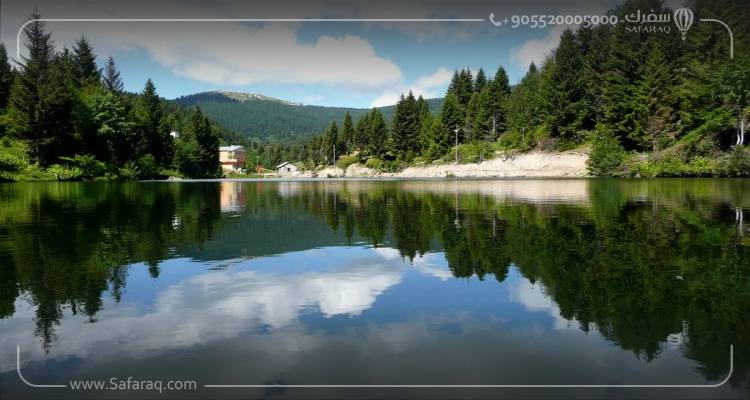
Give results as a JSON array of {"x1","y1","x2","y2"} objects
[
  {"x1": 721, "y1": 147, "x2": 750, "y2": 177},
  {"x1": 587, "y1": 131, "x2": 626, "y2": 176},
  {"x1": 47, "y1": 164, "x2": 83, "y2": 181},
  {"x1": 365, "y1": 157, "x2": 384, "y2": 170},
  {"x1": 336, "y1": 154, "x2": 359, "y2": 170},
  {"x1": 137, "y1": 154, "x2": 159, "y2": 179},
  {"x1": 59, "y1": 154, "x2": 107, "y2": 180},
  {"x1": 0, "y1": 138, "x2": 29, "y2": 180}
]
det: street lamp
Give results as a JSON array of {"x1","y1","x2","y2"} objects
[{"x1": 454, "y1": 126, "x2": 460, "y2": 164}]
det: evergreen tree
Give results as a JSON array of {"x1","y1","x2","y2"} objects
[
  {"x1": 548, "y1": 29, "x2": 586, "y2": 142},
  {"x1": 390, "y1": 91, "x2": 421, "y2": 158},
  {"x1": 638, "y1": 44, "x2": 677, "y2": 150},
  {"x1": 507, "y1": 63, "x2": 543, "y2": 143},
  {"x1": 448, "y1": 69, "x2": 474, "y2": 107},
  {"x1": 474, "y1": 68, "x2": 487, "y2": 92},
  {"x1": 354, "y1": 113, "x2": 370, "y2": 151},
  {"x1": 440, "y1": 92, "x2": 464, "y2": 143},
  {"x1": 341, "y1": 112, "x2": 355, "y2": 153},
  {"x1": 488, "y1": 66, "x2": 512, "y2": 138},
  {"x1": 102, "y1": 56, "x2": 124, "y2": 94},
  {"x1": 579, "y1": 24, "x2": 612, "y2": 131},
  {"x1": 136, "y1": 79, "x2": 172, "y2": 167},
  {"x1": 0, "y1": 44, "x2": 12, "y2": 111},
  {"x1": 192, "y1": 107, "x2": 220, "y2": 177},
  {"x1": 321, "y1": 120, "x2": 339, "y2": 163},
  {"x1": 72, "y1": 36, "x2": 100, "y2": 86},
  {"x1": 366, "y1": 108, "x2": 388, "y2": 158},
  {"x1": 8, "y1": 14, "x2": 74, "y2": 165}
]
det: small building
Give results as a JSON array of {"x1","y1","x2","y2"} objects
[
  {"x1": 219, "y1": 145, "x2": 246, "y2": 173},
  {"x1": 276, "y1": 161, "x2": 299, "y2": 176}
]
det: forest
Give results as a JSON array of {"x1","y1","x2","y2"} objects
[{"x1": 284, "y1": 0, "x2": 750, "y2": 176}]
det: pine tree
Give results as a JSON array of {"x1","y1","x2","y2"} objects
[
  {"x1": 354, "y1": 113, "x2": 370, "y2": 151},
  {"x1": 322, "y1": 120, "x2": 339, "y2": 163},
  {"x1": 102, "y1": 56, "x2": 124, "y2": 94},
  {"x1": 474, "y1": 68, "x2": 487, "y2": 92},
  {"x1": 507, "y1": 63, "x2": 543, "y2": 143},
  {"x1": 8, "y1": 14, "x2": 74, "y2": 165},
  {"x1": 440, "y1": 92, "x2": 464, "y2": 143},
  {"x1": 192, "y1": 107, "x2": 220, "y2": 177},
  {"x1": 448, "y1": 69, "x2": 474, "y2": 107},
  {"x1": 341, "y1": 112, "x2": 355, "y2": 153},
  {"x1": 547, "y1": 29, "x2": 586, "y2": 142},
  {"x1": 638, "y1": 44, "x2": 677, "y2": 150},
  {"x1": 488, "y1": 66, "x2": 511, "y2": 138},
  {"x1": 366, "y1": 108, "x2": 388, "y2": 158},
  {"x1": 72, "y1": 36, "x2": 100, "y2": 86},
  {"x1": 137, "y1": 79, "x2": 172, "y2": 167},
  {"x1": 390, "y1": 91, "x2": 421, "y2": 158},
  {"x1": 0, "y1": 44, "x2": 12, "y2": 111}
]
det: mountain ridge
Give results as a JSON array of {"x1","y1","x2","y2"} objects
[{"x1": 174, "y1": 91, "x2": 443, "y2": 143}]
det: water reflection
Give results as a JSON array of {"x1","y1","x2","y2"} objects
[{"x1": 0, "y1": 179, "x2": 748, "y2": 389}]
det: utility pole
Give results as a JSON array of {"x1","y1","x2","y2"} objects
[
  {"x1": 333, "y1": 145, "x2": 336, "y2": 166},
  {"x1": 454, "y1": 126, "x2": 460, "y2": 164}
]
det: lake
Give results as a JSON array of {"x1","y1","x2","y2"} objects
[{"x1": 0, "y1": 179, "x2": 748, "y2": 399}]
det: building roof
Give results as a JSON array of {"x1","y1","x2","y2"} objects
[
  {"x1": 219, "y1": 145, "x2": 245, "y2": 152},
  {"x1": 276, "y1": 161, "x2": 296, "y2": 169}
]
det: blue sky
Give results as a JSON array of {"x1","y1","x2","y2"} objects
[{"x1": 1, "y1": 0, "x2": 683, "y2": 108}]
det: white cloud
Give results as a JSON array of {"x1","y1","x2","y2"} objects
[
  {"x1": 79, "y1": 22, "x2": 402, "y2": 90},
  {"x1": 370, "y1": 66, "x2": 453, "y2": 107}
]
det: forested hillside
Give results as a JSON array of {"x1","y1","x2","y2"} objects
[
  {"x1": 279, "y1": 0, "x2": 750, "y2": 176},
  {"x1": 175, "y1": 91, "x2": 443, "y2": 143}
]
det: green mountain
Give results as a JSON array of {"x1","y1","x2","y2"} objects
[{"x1": 174, "y1": 91, "x2": 443, "y2": 143}]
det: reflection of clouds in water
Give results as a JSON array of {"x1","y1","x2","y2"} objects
[
  {"x1": 507, "y1": 269, "x2": 580, "y2": 331},
  {"x1": 374, "y1": 247, "x2": 454, "y2": 281},
  {"x1": 1, "y1": 247, "x2": 450, "y2": 371}
]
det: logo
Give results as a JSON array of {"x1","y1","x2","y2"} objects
[{"x1": 673, "y1": 8, "x2": 694, "y2": 41}]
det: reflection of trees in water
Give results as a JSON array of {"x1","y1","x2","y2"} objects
[
  {"x1": 0, "y1": 180, "x2": 748, "y2": 383},
  {"x1": 310, "y1": 182, "x2": 749, "y2": 384},
  {"x1": 0, "y1": 183, "x2": 221, "y2": 352}
]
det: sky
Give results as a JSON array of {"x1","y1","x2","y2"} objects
[{"x1": 0, "y1": 0, "x2": 685, "y2": 108}]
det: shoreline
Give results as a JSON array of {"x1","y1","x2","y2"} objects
[{"x1": 289, "y1": 151, "x2": 590, "y2": 180}]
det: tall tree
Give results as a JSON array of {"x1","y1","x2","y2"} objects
[
  {"x1": 72, "y1": 36, "x2": 100, "y2": 86},
  {"x1": 474, "y1": 68, "x2": 488, "y2": 92},
  {"x1": 341, "y1": 112, "x2": 355, "y2": 153},
  {"x1": 0, "y1": 44, "x2": 12, "y2": 111},
  {"x1": 440, "y1": 92, "x2": 464, "y2": 143},
  {"x1": 547, "y1": 29, "x2": 586, "y2": 142},
  {"x1": 102, "y1": 56, "x2": 124, "y2": 94},
  {"x1": 390, "y1": 91, "x2": 421, "y2": 158},
  {"x1": 321, "y1": 120, "x2": 339, "y2": 163},
  {"x1": 8, "y1": 14, "x2": 74, "y2": 165},
  {"x1": 488, "y1": 66, "x2": 512, "y2": 138},
  {"x1": 136, "y1": 79, "x2": 172, "y2": 167},
  {"x1": 366, "y1": 108, "x2": 388, "y2": 158},
  {"x1": 192, "y1": 107, "x2": 220, "y2": 177},
  {"x1": 354, "y1": 113, "x2": 370, "y2": 151}
]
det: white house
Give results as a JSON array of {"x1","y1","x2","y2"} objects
[{"x1": 276, "y1": 162, "x2": 299, "y2": 176}]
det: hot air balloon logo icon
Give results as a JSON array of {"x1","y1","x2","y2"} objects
[{"x1": 673, "y1": 7, "x2": 694, "y2": 41}]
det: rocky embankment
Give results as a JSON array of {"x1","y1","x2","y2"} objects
[{"x1": 308, "y1": 151, "x2": 588, "y2": 178}]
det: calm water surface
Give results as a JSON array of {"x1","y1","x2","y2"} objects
[{"x1": 0, "y1": 179, "x2": 748, "y2": 399}]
